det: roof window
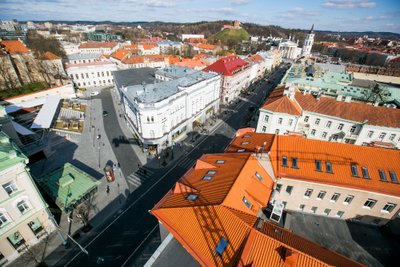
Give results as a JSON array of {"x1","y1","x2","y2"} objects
[
  {"x1": 241, "y1": 141, "x2": 250, "y2": 145},
  {"x1": 202, "y1": 176, "x2": 213, "y2": 181},
  {"x1": 389, "y1": 171, "x2": 398, "y2": 183},
  {"x1": 326, "y1": 162, "x2": 333, "y2": 173},
  {"x1": 315, "y1": 160, "x2": 322, "y2": 171},
  {"x1": 215, "y1": 238, "x2": 228, "y2": 257},
  {"x1": 186, "y1": 194, "x2": 198, "y2": 201},
  {"x1": 379, "y1": 170, "x2": 388, "y2": 182},
  {"x1": 361, "y1": 167, "x2": 370, "y2": 179},
  {"x1": 237, "y1": 149, "x2": 246, "y2": 152},
  {"x1": 216, "y1": 160, "x2": 225, "y2": 164},
  {"x1": 207, "y1": 170, "x2": 217, "y2": 175},
  {"x1": 243, "y1": 135, "x2": 251, "y2": 138},
  {"x1": 351, "y1": 164, "x2": 358, "y2": 177}
]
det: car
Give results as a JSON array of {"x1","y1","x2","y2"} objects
[
  {"x1": 102, "y1": 111, "x2": 108, "y2": 117},
  {"x1": 90, "y1": 91, "x2": 99, "y2": 96}
]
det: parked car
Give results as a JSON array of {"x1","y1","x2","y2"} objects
[{"x1": 103, "y1": 111, "x2": 108, "y2": 117}]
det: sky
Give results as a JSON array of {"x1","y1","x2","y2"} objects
[{"x1": 1, "y1": 0, "x2": 400, "y2": 33}]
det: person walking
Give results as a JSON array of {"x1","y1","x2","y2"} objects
[{"x1": 106, "y1": 185, "x2": 110, "y2": 195}]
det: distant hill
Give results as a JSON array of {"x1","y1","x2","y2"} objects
[{"x1": 209, "y1": 28, "x2": 250, "y2": 44}]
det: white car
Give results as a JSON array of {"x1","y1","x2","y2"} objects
[{"x1": 90, "y1": 91, "x2": 99, "y2": 96}]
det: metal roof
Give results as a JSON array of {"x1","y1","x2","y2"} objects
[
  {"x1": 31, "y1": 95, "x2": 61, "y2": 129},
  {"x1": 113, "y1": 68, "x2": 156, "y2": 89},
  {"x1": 11, "y1": 121, "x2": 34, "y2": 135}
]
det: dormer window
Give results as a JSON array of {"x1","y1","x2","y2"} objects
[
  {"x1": 351, "y1": 164, "x2": 358, "y2": 177},
  {"x1": 361, "y1": 167, "x2": 370, "y2": 179},
  {"x1": 282, "y1": 156, "x2": 288, "y2": 167},
  {"x1": 291, "y1": 158, "x2": 298, "y2": 168},
  {"x1": 237, "y1": 149, "x2": 246, "y2": 152},
  {"x1": 389, "y1": 171, "x2": 398, "y2": 183},
  {"x1": 207, "y1": 170, "x2": 217, "y2": 175},
  {"x1": 202, "y1": 176, "x2": 212, "y2": 181},
  {"x1": 216, "y1": 160, "x2": 225, "y2": 164},
  {"x1": 315, "y1": 160, "x2": 322, "y2": 171},
  {"x1": 241, "y1": 141, "x2": 250, "y2": 145},
  {"x1": 186, "y1": 194, "x2": 198, "y2": 201},
  {"x1": 326, "y1": 162, "x2": 333, "y2": 173}
]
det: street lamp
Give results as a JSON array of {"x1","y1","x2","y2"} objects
[{"x1": 98, "y1": 142, "x2": 101, "y2": 168}]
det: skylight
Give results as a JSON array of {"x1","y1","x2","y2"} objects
[
  {"x1": 216, "y1": 160, "x2": 225, "y2": 164},
  {"x1": 207, "y1": 170, "x2": 217, "y2": 175},
  {"x1": 389, "y1": 171, "x2": 398, "y2": 183},
  {"x1": 215, "y1": 238, "x2": 228, "y2": 257},
  {"x1": 186, "y1": 194, "x2": 198, "y2": 201},
  {"x1": 202, "y1": 176, "x2": 212, "y2": 181},
  {"x1": 379, "y1": 170, "x2": 387, "y2": 182}
]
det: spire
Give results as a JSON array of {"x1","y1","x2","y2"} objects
[{"x1": 309, "y1": 24, "x2": 314, "y2": 34}]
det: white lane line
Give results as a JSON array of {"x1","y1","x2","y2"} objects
[
  {"x1": 120, "y1": 224, "x2": 158, "y2": 267},
  {"x1": 64, "y1": 116, "x2": 225, "y2": 266}
]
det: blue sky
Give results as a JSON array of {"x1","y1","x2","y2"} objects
[{"x1": 1, "y1": 0, "x2": 399, "y2": 33}]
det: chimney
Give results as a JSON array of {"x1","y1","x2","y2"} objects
[
  {"x1": 374, "y1": 101, "x2": 379, "y2": 107},
  {"x1": 336, "y1": 95, "x2": 343, "y2": 101},
  {"x1": 344, "y1": 95, "x2": 352, "y2": 103}
]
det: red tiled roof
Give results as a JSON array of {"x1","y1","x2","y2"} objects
[
  {"x1": 141, "y1": 43, "x2": 158, "y2": 50},
  {"x1": 226, "y1": 130, "x2": 276, "y2": 153},
  {"x1": 79, "y1": 42, "x2": 118, "y2": 49},
  {"x1": 0, "y1": 40, "x2": 30, "y2": 54},
  {"x1": 195, "y1": 43, "x2": 218, "y2": 51},
  {"x1": 111, "y1": 49, "x2": 131, "y2": 60},
  {"x1": 204, "y1": 55, "x2": 249, "y2": 76},
  {"x1": 261, "y1": 86, "x2": 302, "y2": 116},
  {"x1": 121, "y1": 55, "x2": 145, "y2": 64},
  {"x1": 42, "y1": 51, "x2": 60, "y2": 60},
  {"x1": 247, "y1": 54, "x2": 264, "y2": 63}
]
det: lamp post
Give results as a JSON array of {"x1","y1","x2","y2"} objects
[
  {"x1": 92, "y1": 126, "x2": 95, "y2": 147},
  {"x1": 98, "y1": 142, "x2": 101, "y2": 169}
]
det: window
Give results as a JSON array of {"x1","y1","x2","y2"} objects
[
  {"x1": 326, "y1": 162, "x2": 333, "y2": 173},
  {"x1": 315, "y1": 118, "x2": 320, "y2": 125},
  {"x1": 28, "y1": 218, "x2": 43, "y2": 235},
  {"x1": 242, "y1": 197, "x2": 252, "y2": 209},
  {"x1": 336, "y1": 211, "x2": 345, "y2": 218},
  {"x1": 0, "y1": 212, "x2": 8, "y2": 227},
  {"x1": 389, "y1": 134, "x2": 396, "y2": 141},
  {"x1": 331, "y1": 193, "x2": 340, "y2": 202},
  {"x1": 379, "y1": 170, "x2": 388, "y2": 182},
  {"x1": 311, "y1": 206, "x2": 317, "y2": 213},
  {"x1": 363, "y1": 199, "x2": 377, "y2": 209},
  {"x1": 85, "y1": 73, "x2": 89, "y2": 78},
  {"x1": 241, "y1": 141, "x2": 250, "y2": 145},
  {"x1": 3, "y1": 181, "x2": 18, "y2": 195},
  {"x1": 332, "y1": 135, "x2": 338, "y2": 141},
  {"x1": 7, "y1": 231, "x2": 25, "y2": 249},
  {"x1": 304, "y1": 189, "x2": 313, "y2": 198},
  {"x1": 344, "y1": 195, "x2": 354, "y2": 204},
  {"x1": 186, "y1": 194, "x2": 198, "y2": 201},
  {"x1": 237, "y1": 149, "x2": 245, "y2": 152},
  {"x1": 264, "y1": 115, "x2": 269, "y2": 122},
  {"x1": 262, "y1": 126, "x2": 266, "y2": 132},
  {"x1": 338, "y1": 123, "x2": 344, "y2": 130},
  {"x1": 278, "y1": 118, "x2": 283, "y2": 124},
  {"x1": 389, "y1": 171, "x2": 398, "y2": 183},
  {"x1": 367, "y1": 131, "x2": 374, "y2": 138},
  {"x1": 255, "y1": 172, "x2": 263, "y2": 182},
  {"x1": 326, "y1": 121, "x2": 332, "y2": 128},
  {"x1": 282, "y1": 156, "x2": 288, "y2": 167},
  {"x1": 324, "y1": 208, "x2": 331, "y2": 215},
  {"x1": 350, "y1": 126, "x2": 356, "y2": 133},
  {"x1": 291, "y1": 158, "x2": 298, "y2": 168},
  {"x1": 299, "y1": 204, "x2": 305, "y2": 211},
  {"x1": 351, "y1": 165, "x2": 359, "y2": 177},
  {"x1": 317, "y1": 191, "x2": 326, "y2": 200},
  {"x1": 310, "y1": 129, "x2": 316, "y2": 136},
  {"x1": 216, "y1": 160, "x2": 225, "y2": 164},
  {"x1": 382, "y1": 203, "x2": 396, "y2": 213},
  {"x1": 288, "y1": 119, "x2": 293, "y2": 126},
  {"x1": 17, "y1": 200, "x2": 29, "y2": 214},
  {"x1": 275, "y1": 129, "x2": 280, "y2": 134},
  {"x1": 379, "y1": 132, "x2": 386, "y2": 140},
  {"x1": 215, "y1": 238, "x2": 228, "y2": 257},
  {"x1": 202, "y1": 176, "x2": 213, "y2": 181},
  {"x1": 207, "y1": 170, "x2": 217, "y2": 175},
  {"x1": 322, "y1": 132, "x2": 327, "y2": 139},
  {"x1": 361, "y1": 167, "x2": 370, "y2": 179},
  {"x1": 315, "y1": 160, "x2": 322, "y2": 171},
  {"x1": 285, "y1": 185, "x2": 293, "y2": 195},
  {"x1": 276, "y1": 184, "x2": 282, "y2": 193},
  {"x1": 304, "y1": 116, "x2": 309, "y2": 122}
]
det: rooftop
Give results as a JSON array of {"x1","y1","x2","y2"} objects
[
  {"x1": 0, "y1": 130, "x2": 27, "y2": 172},
  {"x1": 79, "y1": 41, "x2": 118, "y2": 49},
  {"x1": 123, "y1": 71, "x2": 217, "y2": 104},
  {"x1": 67, "y1": 53, "x2": 102, "y2": 61},
  {"x1": 0, "y1": 39, "x2": 30, "y2": 54},
  {"x1": 155, "y1": 65, "x2": 198, "y2": 79},
  {"x1": 113, "y1": 68, "x2": 155, "y2": 89},
  {"x1": 34, "y1": 163, "x2": 100, "y2": 212},
  {"x1": 204, "y1": 54, "x2": 249, "y2": 76}
]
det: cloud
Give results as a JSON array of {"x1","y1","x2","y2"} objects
[
  {"x1": 230, "y1": 0, "x2": 251, "y2": 5},
  {"x1": 279, "y1": 7, "x2": 320, "y2": 19},
  {"x1": 322, "y1": 0, "x2": 376, "y2": 9}
]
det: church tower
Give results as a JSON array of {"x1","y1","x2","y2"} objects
[{"x1": 301, "y1": 24, "x2": 315, "y2": 57}]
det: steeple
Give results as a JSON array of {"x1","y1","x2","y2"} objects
[{"x1": 309, "y1": 24, "x2": 314, "y2": 34}]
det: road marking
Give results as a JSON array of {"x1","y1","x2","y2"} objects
[
  {"x1": 120, "y1": 224, "x2": 158, "y2": 267},
  {"x1": 64, "y1": 116, "x2": 224, "y2": 266}
]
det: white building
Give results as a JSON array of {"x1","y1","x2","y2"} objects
[
  {"x1": 204, "y1": 55, "x2": 252, "y2": 104},
  {"x1": 0, "y1": 131, "x2": 55, "y2": 265},
  {"x1": 61, "y1": 41, "x2": 80, "y2": 55},
  {"x1": 138, "y1": 44, "x2": 160, "y2": 55},
  {"x1": 67, "y1": 53, "x2": 102, "y2": 64},
  {"x1": 78, "y1": 42, "x2": 120, "y2": 55},
  {"x1": 180, "y1": 34, "x2": 205, "y2": 41},
  {"x1": 256, "y1": 86, "x2": 400, "y2": 148},
  {"x1": 115, "y1": 67, "x2": 221, "y2": 154},
  {"x1": 301, "y1": 25, "x2": 315, "y2": 58},
  {"x1": 155, "y1": 65, "x2": 197, "y2": 82},
  {"x1": 277, "y1": 37, "x2": 302, "y2": 60},
  {"x1": 65, "y1": 61, "x2": 117, "y2": 88}
]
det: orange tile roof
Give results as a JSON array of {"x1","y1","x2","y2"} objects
[
  {"x1": 226, "y1": 130, "x2": 276, "y2": 153},
  {"x1": 141, "y1": 43, "x2": 158, "y2": 50},
  {"x1": 123, "y1": 44, "x2": 138, "y2": 50},
  {"x1": 247, "y1": 54, "x2": 264, "y2": 63},
  {"x1": 79, "y1": 41, "x2": 118, "y2": 49},
  {"x1": 42, "y1": 51, "x2": 60, "y2": 60},
  {"x1": 196, "y1": 43, "x2": 218, "y2": 50},
  {"x1": 169, "y1": 56, "x2": 181, "y2": 64},
  {"x1": 0, "y1": 40, "x2": 30, "y2": 54},
  {"x1": 262, "y1": 87, "x2": 400, "y2": 128},
  {"x1": 269, "y1": 134, "x2": 400, "y2": 197},
  {"x1": 175, "y1": 59, "x2": 209, "y2": 69},
  {"x1": 239, "y1": 222, "x2": 363, "y2": 267},
  {"x1": 152, "y1": 152, "x2": 364, "y2": 267},
  {"x1": 121, "y1": 55, "x2": 145, "y2": 64},
  {"x1": 111, "y1": 49, "x2": 131, "y2": 60},
  {"x1": 261, "y1": 86, "x2": 302, "y2": 116}
]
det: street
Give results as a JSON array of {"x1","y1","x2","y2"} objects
[{"x1": 48, "y1": 65, "x2": 287, "y2": 267}]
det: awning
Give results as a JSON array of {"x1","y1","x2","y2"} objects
[
  {"x1": 11, "y1": 121, "x2": 35, "y2": 135},
  {"x1": 31, "y1": 95, "x2": 61, "y2": 129}
]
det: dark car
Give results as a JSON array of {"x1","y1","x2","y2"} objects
[{"x1": 103, "y1": 111, "x2": 108, "y2": 117}]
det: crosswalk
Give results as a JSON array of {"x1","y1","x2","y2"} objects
[
  {"x1": 177, "y1": 156, "x2": 195, "y2": 170},
  {"x1": 126, "y1": 167, "x2": 154, "y2": 190}
]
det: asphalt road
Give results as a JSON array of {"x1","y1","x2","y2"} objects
[{"x1": 51, "y1": 66, "x2": 287, "y2": 267}]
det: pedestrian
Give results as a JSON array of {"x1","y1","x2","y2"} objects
[
  {"x1": 143, "y1": 169, "x2": 147, "y2": 176},
  {"x1": 137, "y1": 163, "x2": 141, "y2": 169},
  {"x1": 106, "y1": 185, "x2": 110, "y2": 195}
]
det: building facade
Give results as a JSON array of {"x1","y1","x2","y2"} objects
[
  {"x1": 0, "y1": 131, "x2": 54, "y2": 265},
  {"x1": 65, "y1": 61, "x2": 117, "y2": 88},
  {"x1": 204, "y1": 55, "x2": 251, "y2": 105},
  {"x1": 115, "y1": 67, "x2": 221, "y2": 154},
  {"x1": 256, "y1": 86, "x2": 400, "y2": 148},
  {"x1": 301, "y1": 25, "x2": 315, "y2": 57}
]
